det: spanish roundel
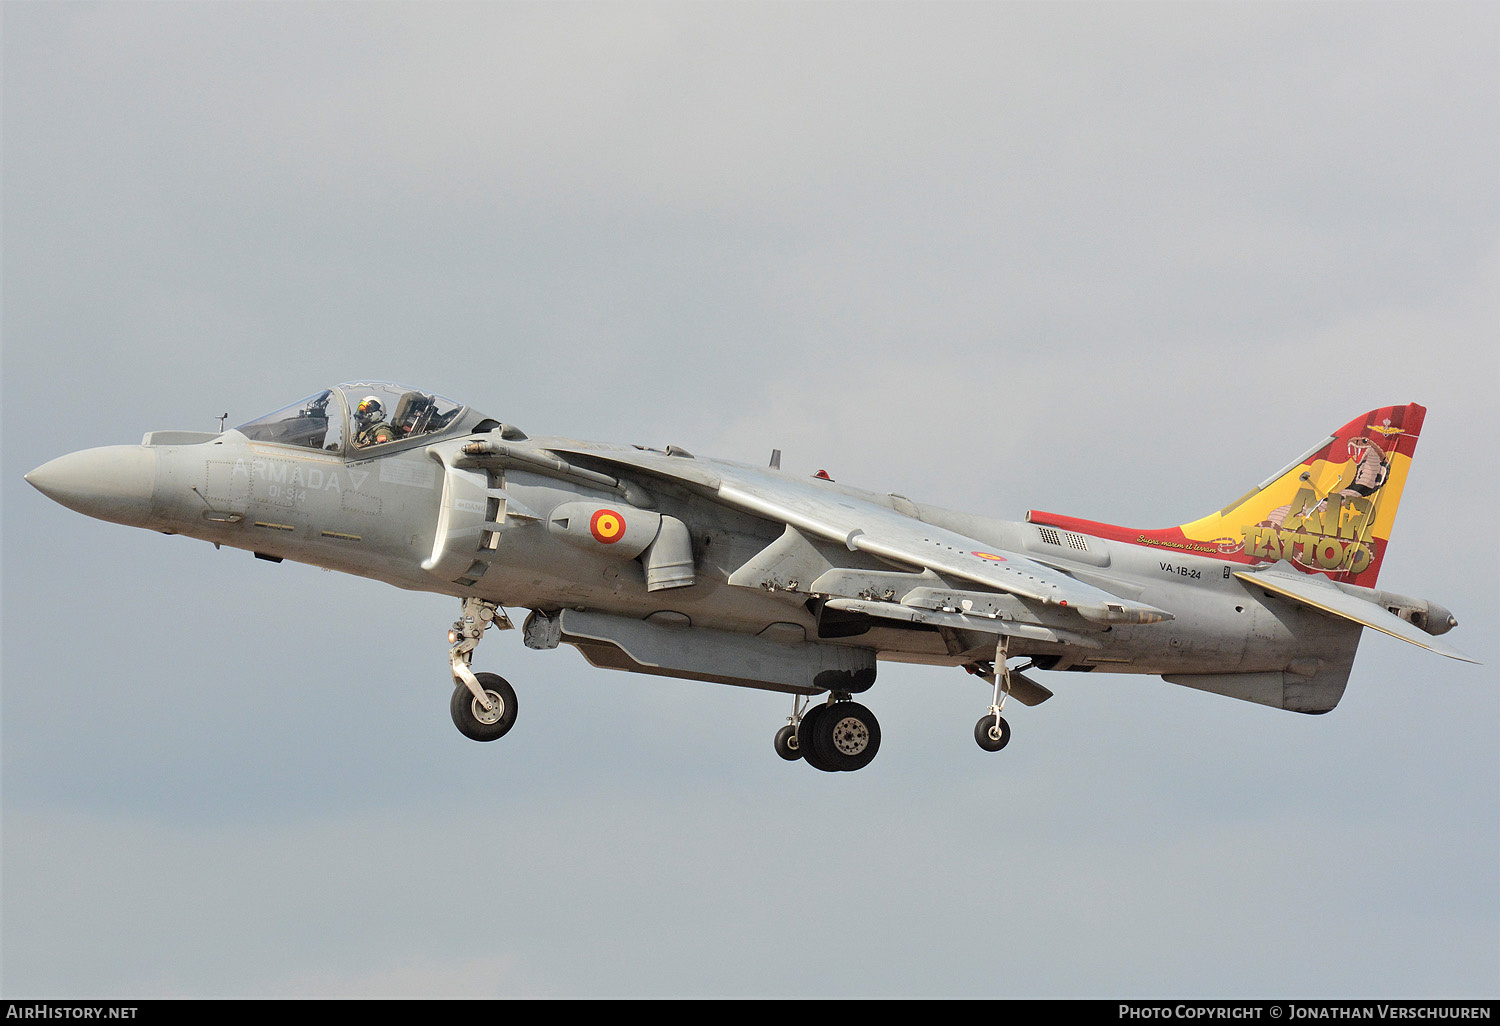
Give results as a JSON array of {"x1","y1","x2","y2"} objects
[{"x1": 590, "y1": 508, "x2": 626, "y2": 544}]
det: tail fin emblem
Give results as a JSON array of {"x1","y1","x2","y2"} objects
[{"x1": 1026, "y1": 403, "x2": 1426, "y2": 587}]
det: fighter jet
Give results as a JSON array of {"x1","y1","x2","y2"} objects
[{"x1": 25, "y1": 383, "x2": 1475, "y2": 772}]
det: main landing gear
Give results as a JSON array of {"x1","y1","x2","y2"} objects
[
  {"x1": 448, "y1": 597, "x2": 517, "y2": 742},
  {"x1": 771, "y1": 655, "x2": 1025, "y2": 772},
  {"x1": 775, "y1": 693, "x2": 882, "y2": 772}
]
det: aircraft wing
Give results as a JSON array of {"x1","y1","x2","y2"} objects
[
  {"x1": 1234, "y1": 563, "x2": 1479, "y2": 663},
  {"x1": 548, "y1": 444, "x2": 1171, "y2": 626}
]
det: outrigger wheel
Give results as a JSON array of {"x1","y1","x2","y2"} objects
[
  {"x1": 974, "y1": 712, "x2": 1011, "y2": 752},
  {"x1": 774, "y1": 723, "x2": 801, "y2": 761}
]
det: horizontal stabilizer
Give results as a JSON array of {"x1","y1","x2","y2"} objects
[{"x1": 1235, "y1": 563, "x2": 1479, "y2": 664}]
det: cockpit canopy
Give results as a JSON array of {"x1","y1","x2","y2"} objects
[{"x1": 237, "y1": 382, "x2": 479, "y2": 454}]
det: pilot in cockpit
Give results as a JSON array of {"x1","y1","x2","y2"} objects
[{"x1": 352, "y1": 395, "x2": 399, "y2": 448}]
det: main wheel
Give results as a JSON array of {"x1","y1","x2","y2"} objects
[
  {"x1": 774, "y1": 724, "x2": 802, "y2": 761},
  {"x1": 798, "y1": 703, "x2": 837, "y2": 772},
  {"x1": 808, "y1": 701, "x2": 881, "y2": 772},
  {"x1": 974, "y1": 713, "x2": 1010, "y2": 752},
  {"x1": 451, "y1": 672, "x2": 518, "y2": 742}
]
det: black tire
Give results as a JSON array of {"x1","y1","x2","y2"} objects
[
  {"x1": 974, "y1": 713, "x2": 1010, "y2": 752},
  {"x1": 451, "y1": 672, "x2": 518, "y2": 742},
  {"x1": 774, "y1": 724, "x2": 802, "y2": 761},
  {"x1": 798, "y1": 703, "x2": 837, "y2": 772}
]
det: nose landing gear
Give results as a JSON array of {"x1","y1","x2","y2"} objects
[{"x1": 448, "y1": 597, "x2": 517, "y2": 742}]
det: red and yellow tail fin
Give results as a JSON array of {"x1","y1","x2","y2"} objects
[{"x1": 1027, "y1": 403, "x2": 1426, "y2": 588}]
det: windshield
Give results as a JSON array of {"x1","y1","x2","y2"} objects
[
  {"x1": 237, "y1": 389, "x2": 346, "y2": 452},
  {"x1": 237, "y1": 383, "x2": 470, "y2": 455}
]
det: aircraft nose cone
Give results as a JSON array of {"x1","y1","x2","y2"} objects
[{"x1": 26, "y1": 445, "x2": 159, "y2": 527}]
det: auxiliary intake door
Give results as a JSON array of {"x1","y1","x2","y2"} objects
[{"x1": 423, "y1": 452, "x2": 499, "y2": 589}]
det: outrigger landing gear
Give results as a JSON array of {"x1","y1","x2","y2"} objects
[
  {"x1": 972, "y1": 637, "x2": 1023, "y2": 753},
  {"x1": 774, "y1": 695, "x2": 804, "y2": 762},
  {"x1": 776, "y1": 692, "x2": 882, "y2": 772},
  {"x1": 448, "y1": 597, "x2": 517, "y2": 742}
]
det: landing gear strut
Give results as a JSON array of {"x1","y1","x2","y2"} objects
[{"x1": 448, "y1": 597, "x2": 516, "y2": 742}]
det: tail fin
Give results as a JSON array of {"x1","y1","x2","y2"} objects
[{"x1": 1027, "y1": 403, "x2": 1426, "y2": 588}]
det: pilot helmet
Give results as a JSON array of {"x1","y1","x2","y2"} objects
[{"x1": 356, "y1": 396, "x2": 383, "y2": 422}]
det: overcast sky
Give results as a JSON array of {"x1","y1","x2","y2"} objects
[{"x1": 3, "y1": 1, "x2": 1497, "y2": 999}]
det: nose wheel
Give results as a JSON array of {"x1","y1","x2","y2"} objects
[{"x1": 451, "y1": 672, "x2": 518, "y2": 741}]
